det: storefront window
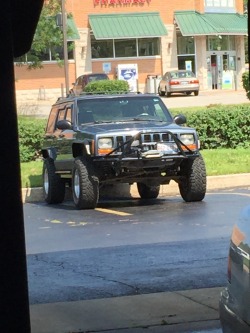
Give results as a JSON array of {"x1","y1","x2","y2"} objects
[
  {"x1": 177, "y1": 33, "x2": 196, "y2": 73},
  {"x1": 14, "y1": 42, "x2": 75, "y2": 63},
  {"x1": 204, "y1": 0, "x2": 235, "y2": 12},
  {"x1": 138, "y1": 38, "x2": 160, "y2": 56},
  {"x1": 27, "y1": 49, "x2": 50, "y2": 62},
  {"x1": 177, "y1": 55, "x2": 196, "y2": 73},
  {"x1": 177, "y1": 35, "x2": 195, "y2": 54},
  {"x1": 91, "y1": 35, "x2": 160, "y2": 59},
  {"x1": 206, "y1": 36, "x2": 235, "y2": 51},
  {"x1": 91, "y1": 38, "x2": 114, "y2": 58},
  {"x1": 115, "y1": 39, "x2": 137, "y2": 57}
]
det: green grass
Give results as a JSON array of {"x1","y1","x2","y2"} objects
[
  {"x1": 21, "y1": 161, "x2": 43, "y2": 188},
  {"x1": 201, "y1": 148, "x2": 250, "y2": 176},
  {"x1": 20, "y1": 148, "x2": 250, "y2": 188}
]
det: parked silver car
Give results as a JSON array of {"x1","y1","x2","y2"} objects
[
  {"x1": 158, "y1": 70, "x2": 199, "y2": 97},
  {"x1": 219, "y1": 205, "x2": 250, "y2": 332}
]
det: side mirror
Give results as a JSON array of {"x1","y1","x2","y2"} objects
[
  {"x1": 56, "y1": 119, "x2": 72, "y2": 130},
  {"x1": 173, "y1": 114, "x2": 187, "y2": 125}
]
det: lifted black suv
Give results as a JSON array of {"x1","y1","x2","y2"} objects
[{"x1": 41, "y1": 93, "x2": 206, "y2": 209}]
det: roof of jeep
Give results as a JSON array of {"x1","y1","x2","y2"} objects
[{"x1": 54, "y1": 92, "x2": 159, "y2": 106}]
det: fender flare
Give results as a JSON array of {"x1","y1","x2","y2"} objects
[
  {"x1": 72, "y1": 139, "x2": 92, "y2": 158},
  {"x1": 41, "y1": 147, "x2": 57, "y2": 160}
]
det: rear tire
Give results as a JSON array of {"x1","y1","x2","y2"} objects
[
  {"x1": 178, "y1": 155, "x2": 206, "y2": 202},
  {"x1": 72, "y1": 156, "x2": 99, "y2": 209},
  {"x1": 158, "y1": 86, "x2": 165, "y2": 97},
  {"x1": 137, "y1": 183, "x2": 160, "y2": 199},
  {"x1": 194, "y1": 91, "x2": 199, "y2": 96},
  {"x1": 43, "y1": 158, "x2": 65, "y2": 204}
]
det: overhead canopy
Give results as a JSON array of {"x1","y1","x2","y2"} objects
[
  {"x1": 89, "y1": 12, "x2": 168, "y2": 39},
  {"x1": 67, "y1": 17, "x2": 80, "y2": 40},
  {"x1": 174, "y1": 11, "x2": 248, "y2": 36}
]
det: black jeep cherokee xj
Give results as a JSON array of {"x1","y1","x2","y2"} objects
[{"x1": 41, "y1": 93, "x2": 206, "y2": 209}]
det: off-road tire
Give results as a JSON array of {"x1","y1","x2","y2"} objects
[
  {"x1": 43, "y1": 158, "x2": 65, "y2": 204},
  {"x1": 137, "y1": 183, "x2": 160, "y2": 199},
  {"x1": 178, "y1": 155, "x2": 206, "y2": 202},
  {"x1": 72, "y1": 156, "x2": 99, "y2": 209}
]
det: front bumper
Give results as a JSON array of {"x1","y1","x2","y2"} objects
[{"x1": 219, "y1": 287, "x2": 250, "y2": 333}]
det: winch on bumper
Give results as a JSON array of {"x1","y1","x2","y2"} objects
[{"x1": 94, "y1": 130, "x2": 200, "y2": 174}]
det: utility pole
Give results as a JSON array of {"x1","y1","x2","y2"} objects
[{"x1": 61, "y1": 0, "x2": 69, "y2": 96}]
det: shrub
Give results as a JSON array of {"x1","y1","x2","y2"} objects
[
  {"x1": 84, "y1": 79, "x2": 130, "y2": 93},
  {"x1": 185, "y1": 104, "x2": 250, "y2": 149},
  {"x1": 242, "y1": 71, "x2": 250, "y2": 100},
  {"x1": 18, "y1": 117, "x2": 46, "y2": 162},
  {"x1": 17, "y1": 102, "x2": 250, "y2": 162}
]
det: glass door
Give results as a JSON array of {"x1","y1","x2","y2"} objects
[{"x1": 207, "y1": 52, "x2": 236, "y2": 89}]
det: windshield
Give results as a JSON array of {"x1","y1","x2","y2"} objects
[
  {"x1": 87, "y1": 74, "x2": 109, "y2": 82},
  {"x1": 171, "y1": 71, "x2": 195, "y2": 79},
  {"x1": 77, "y1": 96, "x2": 173, "y2": 124}
]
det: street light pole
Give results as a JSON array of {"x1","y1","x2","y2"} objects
[{"x1": 61, "y1": 0, "x2": 69, "y2": 96}]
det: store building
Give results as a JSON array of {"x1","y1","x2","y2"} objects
[{"x1": 15, "y1": 0, "x2": 248, "y2": 102}]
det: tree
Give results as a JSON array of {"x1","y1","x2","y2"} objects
[
  {"x1": 243, "y1": 0, "x2": 248, "y2": 13},
  {"x1": 242, "y1": 72, "x2": 250, "y2": 100},
  {"x1": 15, "y1": 0, "x2": 73, "y2": 69}
]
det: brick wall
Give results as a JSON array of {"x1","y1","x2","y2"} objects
[
  {"x1": 15, "y1": 63, "x2": 76, "y2": 90},
  {"x1": 66, "y1": 0, "x2": 205, "y2": 26}
]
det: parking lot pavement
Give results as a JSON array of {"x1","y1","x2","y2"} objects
[
  {"x1": 162, "y1": 89, "x2": 249, "y2": 109},
  {"x1": 17, "y1": 89, "x2": 249, "y2": 118}
]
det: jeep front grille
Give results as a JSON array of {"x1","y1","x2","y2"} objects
[{"x1": 115, "y1": 133, "x2": 175, "y2": 152}]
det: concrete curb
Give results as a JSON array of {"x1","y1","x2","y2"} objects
[{"x1": 22, "y1": 173, "x2": 250, "y2": 203}]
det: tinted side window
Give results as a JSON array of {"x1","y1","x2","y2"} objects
[
  {"x1": 65, "y1": 107, "x2": 72, "y2": 123},
  {"x1": 58, "y1": 109, "x2": 66, "y2": 121},
  {"x1": 46, "y1": 107, "x2": 58, "y2": 134},
  {"x1": 57, "y1": 105, "x2": 73, "y2": 124}
]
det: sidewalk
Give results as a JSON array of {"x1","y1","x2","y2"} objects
[{"x1": 30, "y1": 287, "x2": 223, "y2": 333}]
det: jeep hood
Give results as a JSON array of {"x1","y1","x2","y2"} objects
[{"x1": 79, "y1": 121, "x2": 194, "y2": 134}]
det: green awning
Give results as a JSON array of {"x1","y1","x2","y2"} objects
[
  {"x1": 89, "y1": 12, "x2": 167, "y2": 39},
  {"x1": 174, "y1": 11, "x2": 248, "y2": 36},
  {"x1": 67, "y1": 17, "x2": 80, "y2": 40}
]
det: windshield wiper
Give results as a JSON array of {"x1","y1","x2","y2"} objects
[
  {"x1": 132, "y1": 117, "x2": 163, "y2": 122},
  {"x1": 80, "y1": 120, "x2": 113, "y2": 125}
]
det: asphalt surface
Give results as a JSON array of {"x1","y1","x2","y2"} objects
[{"x1": 27, "y1": 177, "x2": 250, "y2": 333}]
